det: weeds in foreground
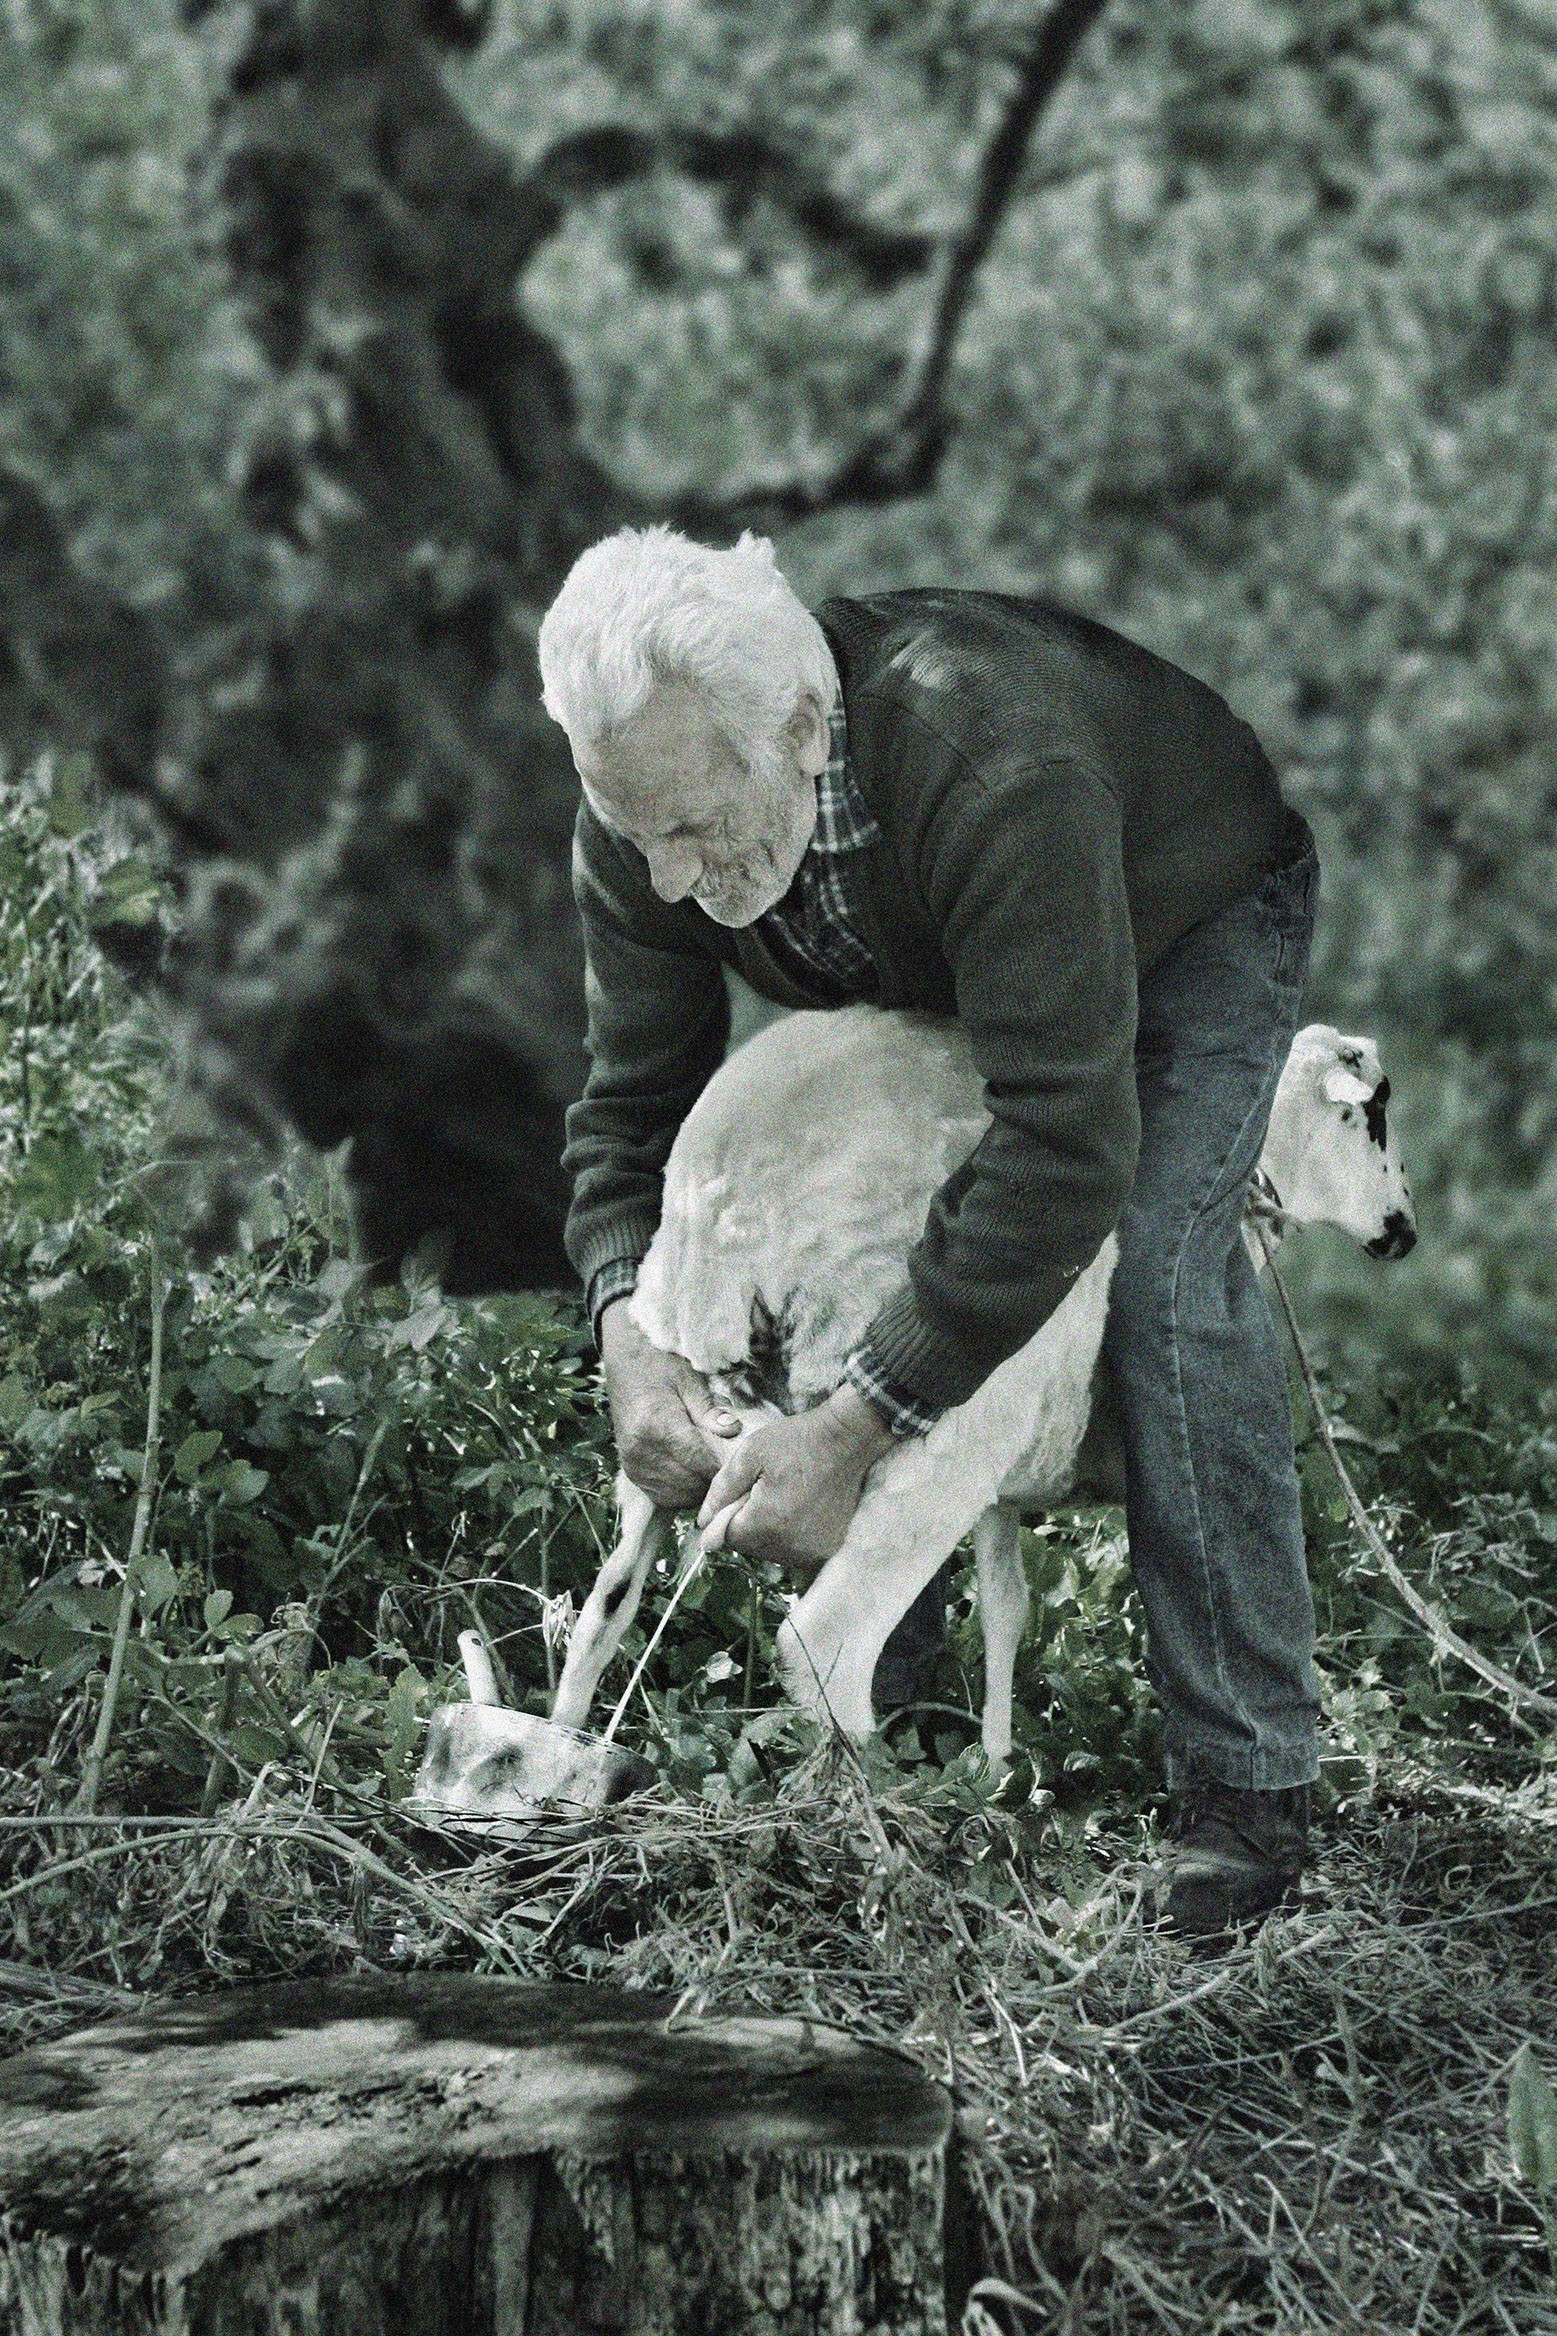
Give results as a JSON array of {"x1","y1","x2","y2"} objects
[
  {"x1": 2, "y1": 758, "x2": 1557, "y2": 2329},
  {"x1": 2, "y1": 1732, "x2": 1555, "y2": 2332}
]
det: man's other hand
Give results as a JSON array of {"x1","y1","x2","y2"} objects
[
  {"x1": 599, "y1": 1298, "x2": 741, "y2": 1509},
  {"x1": 695, "y1": 1384, "x2": 894, "y2": 1572}
]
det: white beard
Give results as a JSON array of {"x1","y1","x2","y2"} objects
[{"x1": 692, "y1": 738, "x2": 816, "y2": 926}]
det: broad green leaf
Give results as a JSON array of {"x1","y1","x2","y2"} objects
[
  {"x1": 1453, "y1": 1583, "x2": 1522, "y2": 1630},
  {"x1": 45, "y1": 756, "x2": 94, "y2": 837},
  {"x1": 309, "y1": 1376, "x2": 359, "y2": 1420},
  {"x1": 12, "y1": 1135, "x2": 101, "y2": 1219},
  {"x1": 453, "y1": 1463, "x2": 507, "y2": 1493},
  {"x1": 0, "y1": 1613, "x2": 81, "y2": 1666},
  {"x1": 261, "y1": 1352, "x2": 305, "y2": 1397},
  {"x1": 204, "y1": 1589, "x2": 233, "y2": 1632},
  {"x1": 173, "y1": 1428, "x2": 223, "y2": 1483},
  {"x1": 1510, "y1": 2044, "x2": 1557, "y2": 2192},
  {"x1": 217, "y1": 1459, "x2": 269, "y2": 1505},
  {"x1": 381, "y1": 1664, "x2": 427, "y2": 1798},
  {"x1": 49, "y1": 1584, "x2": 120, "y2": 1632},
  {"x1": 302, "y1": 1327, "x2": 343, "y2": 1377},
  {"x1": 139, "y1": 1555, "x2": 180, "y2": 1615},
  {"x1": 230, "y1": 1719, "x2": 287, "y2": 1768},
  {"x1": 390, "y1": 1301, "x2": 454, "y2": 1354},
  {"x1": 44, "y1": 1644, "x2": 103, "y2": 1695},
  {"x1": 86, "y1": 853, "x2": 165, "y2": 920}
]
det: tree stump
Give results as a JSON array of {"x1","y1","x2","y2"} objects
[{"x1": 0, "y1": 1975, "x2": 963, "y2": 2335}]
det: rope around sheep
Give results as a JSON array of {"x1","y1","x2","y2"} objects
[{"x1": 1251, "y1": 1218, "x2": 1557, "y2": 1730}]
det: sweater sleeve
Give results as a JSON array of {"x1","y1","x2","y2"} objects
[
  {"x1": 851, "y1": 759, "x2": 1140, "y2": 1415},
  {"x1": 562, "y1": 808, "x2": 731, "y2": 1316}
]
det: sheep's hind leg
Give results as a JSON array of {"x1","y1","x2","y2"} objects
[
  {"x1": 973, "y1": 1501, "x2": 1029, "y2": 1766},
  {"x1": 776, "y1": 1441, "x2": 1003, "y2": 1743},
  {"x1": 550, "y1": 1476, "x2": 671, "y2": 1733}
]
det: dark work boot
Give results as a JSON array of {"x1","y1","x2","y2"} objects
[
  {"x1": 1158, "y1": 1779, "x2": 1310, "y2": 1941},
  {"x1": 872, "y1": 1563, "x2": 952, "y2": 1712}
]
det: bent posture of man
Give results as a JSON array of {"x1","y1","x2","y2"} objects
[{"x1": 537, "y1": 527, "x2": 1322, "y2": 1938}]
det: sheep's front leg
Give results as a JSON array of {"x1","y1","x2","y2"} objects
[
  {"x1": 776, "y1": 1436, "x2": 1003, "y2": 1742},
  {"x1": 550, "y1": 1476, "x2": 672, "y2": 1733},
  {"x1": 973, "y1": 1500, "x2": 1028, "y2": 1766}
]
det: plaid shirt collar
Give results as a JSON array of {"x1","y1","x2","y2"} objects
[
  {"x1": 813, "y1": 698, "x2": 876, "y2": 854},
  {"x1": 753, "y1": 699, "x2": 880, "y2": 997}
]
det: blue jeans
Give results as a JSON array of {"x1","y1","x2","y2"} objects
[{"x1": 1104, "y1": 822, "x2": 1322, "y2": 1790}]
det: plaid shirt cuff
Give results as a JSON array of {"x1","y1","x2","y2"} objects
[
  {"x1": 844, "y1": 1346, "x2": 942, "y2": 1440},
  {"x1": 587, "y1": 1257, "x2": 643, "y2": 1347}
]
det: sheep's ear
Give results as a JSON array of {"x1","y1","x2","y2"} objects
[{"x1": 1321, "y1": 1067, "x2": 1375, "y2": 1108}]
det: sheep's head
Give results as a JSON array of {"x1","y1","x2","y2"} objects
[{"x1": 1257, "y1": 1025, "x2": 1416, "y2": 1259}]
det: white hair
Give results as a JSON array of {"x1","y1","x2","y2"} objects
[{"x1": 536, "y1": 524, "x2": 838, "y2": 760}]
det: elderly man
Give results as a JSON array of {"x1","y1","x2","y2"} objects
[{"x1": 537, "y1": 525, "x2": 1322, "y2": 1937}]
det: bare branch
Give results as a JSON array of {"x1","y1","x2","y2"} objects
[
  {"x1": 684, "y1": 0, "x2": 1113, "y2": 529},
  {"x1": 668, "y1": 129, "x2": 935, "y2": 290},
  {"x1": 515, "y1": 124, "x2": 934, "y2": 289},
  {"x1": 904, "y1": 0, "x2": 1112, "y2": 446}
]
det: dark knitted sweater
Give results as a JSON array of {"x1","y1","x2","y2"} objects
[{"x1": 562, "y1": 589, "x2": 1297, "y2": 1414}]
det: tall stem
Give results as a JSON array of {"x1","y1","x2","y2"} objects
[
  {"x1": 1258, "y1": 1228, "x2": 1557, "y2": 1728},
  {"x1": 75, "y1": 1242, "x2": 167, "y2": 1813},
  {"x1": 743, "y1": 1575, "x2": 759, "y2": 1711},
  {"x1": 541, "y1": 1528, "x2": 555, "y2": 1696}
]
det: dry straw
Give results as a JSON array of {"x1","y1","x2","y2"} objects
[{"x1": 3, "y1": 1714, "x2": 1555, "y2": 2333}]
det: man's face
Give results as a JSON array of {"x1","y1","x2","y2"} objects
[{"x1": 573, "y1": 682, "x2": 826, "y2": 926}]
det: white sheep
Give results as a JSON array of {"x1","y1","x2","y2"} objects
[{"x1": 550, "y1": 1009, "x2": 1414, "y2": 1762}]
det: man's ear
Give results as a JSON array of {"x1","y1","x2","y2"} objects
[{"x1": 786, "y1": 689, "x2": 831, "y2": 781}]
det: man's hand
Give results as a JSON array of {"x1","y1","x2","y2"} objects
[
  {"x1": 599, "y1": 1298, "x2": 742, "y2": 1509},
  {"x1": 696, "y1": 1383, "x2": 895, "y2": 1572}
]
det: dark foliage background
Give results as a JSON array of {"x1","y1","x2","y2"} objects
[{"x1": 0, "y1": 0, "x2": 1552, "y2": 1367}]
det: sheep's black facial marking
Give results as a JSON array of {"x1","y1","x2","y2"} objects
[
  {"x1": 1366, "y1": 1208, "x2": 1416, "y2": 1259},
  {"x1": 1364, "y1": 1075, "x2": 1390, "y2": 1150}
]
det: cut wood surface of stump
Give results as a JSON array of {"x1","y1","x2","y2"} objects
[{"x1": 0, "y1": 1975, "x2": 962, "y2": 2335}]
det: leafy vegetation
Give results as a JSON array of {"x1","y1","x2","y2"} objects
[
  {"x1": 2, "y1": 760, "x2": 1555, "y2": 2330},
  {"x1": 0, "y1": 745, "x2": 1550, "y2": 1829},
  {"x1": 2, "y1": 3, "x2": 1556, "y2": 2325},
  {"x1": 0, "y1": 0, "x2": 262, "y2": 609}
]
